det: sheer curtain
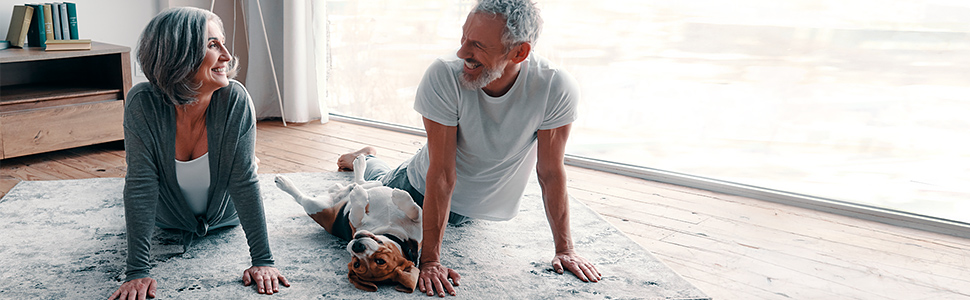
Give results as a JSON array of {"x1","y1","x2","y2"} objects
[{"x1": 240, "y1": 0, "x2": 328, "y2": 124}]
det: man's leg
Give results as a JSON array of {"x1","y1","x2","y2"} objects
[
  {"x1": 337, "y1": 147, "x2": 377, "y2": 172},
  {"x1": 338, "y1": 147, "x2": 395, "y2": 181}
]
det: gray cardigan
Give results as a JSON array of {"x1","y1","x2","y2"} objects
[{"x1": 122, "y1": 80, "x2": 273, "y2": 281}]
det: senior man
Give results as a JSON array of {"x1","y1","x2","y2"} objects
[{"x1": 337, "y1": 0, "x2": 601, "y2": 297}]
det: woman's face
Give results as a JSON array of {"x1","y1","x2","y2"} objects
[{"x1": 193, "y1": 19, "x2": 231, "y2": 96}]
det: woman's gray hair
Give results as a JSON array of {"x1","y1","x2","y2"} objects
[
  {"x1": 136, "y1": 7, "x2": 237, "y2": 105},
  {"x1": 473, "y1": 0, "x2": 543, "y2": 49}
]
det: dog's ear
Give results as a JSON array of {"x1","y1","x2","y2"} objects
[
  {"x1": 400, "y1": 239, "x2": 420, "y2": 265},
  {"x1": 393, "y1": 263, "x2": 420, "y2": 293},
  {"x1": 348, "y1": 269, "x2": 378, "y2": 292}
]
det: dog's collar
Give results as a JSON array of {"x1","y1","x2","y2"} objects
[{"x1": 381, "y1": 233, "x2": 419, "y2": 264}]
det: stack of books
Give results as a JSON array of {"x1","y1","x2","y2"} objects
[{"x1": 5, "y1": 2, "x2": 90, "y2": 51}]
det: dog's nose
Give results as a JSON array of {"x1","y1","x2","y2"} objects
[{"x1": 351, "y1": 240, "x2": 366, "y2": 253}]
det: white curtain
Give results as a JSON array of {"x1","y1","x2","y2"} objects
[
  {"x1": 243, "y1": 0, "x2": 328, "y2": 124},
  {"x1": 164, "y1": 0, "x2": 327, "y2": 123}
]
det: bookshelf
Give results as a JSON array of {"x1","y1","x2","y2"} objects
[{"x1": 0, "y1": 41, "x2": 131, "y2": 159}]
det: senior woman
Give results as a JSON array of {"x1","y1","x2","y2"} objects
[{"x1": 108, "y1": 7, "x2": 288, "y2": 299}]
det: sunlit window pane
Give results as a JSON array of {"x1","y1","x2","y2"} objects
[{"x1": 326, "y1": 0, "x2": 970, "y2": 223}]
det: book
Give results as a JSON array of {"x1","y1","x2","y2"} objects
[
  {"x1": 42, "y1": 4, "x2": 54, "y2": 41},
  {"x1": 26, "y1": 4, "x2": 47, "y2": 47},
  {"x1": 0, "y1": 41, "x2": 9, "y2": 50},
  {"x1": 44, "y1": 38, "x2": 89, "y2": 50},
  {"x1": 49, "y1": 3, "x2": 60, "y2": 39},
  {"x1": 5, "y1": 5, "x2": 34, "y2": 47},
  {"x1": 58, "y1": 2, "x2": 69, "y2": 40},
  {"x1": 65, "y1": 2, "x2": 77, "y2": 39}
]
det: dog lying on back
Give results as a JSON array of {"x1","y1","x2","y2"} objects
[{"x1": 274, "y1": 155, "x2": 422, "y2": 293}]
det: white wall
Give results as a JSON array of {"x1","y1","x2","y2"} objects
[
  {"x1": 1, "y1": 0, "x2": 159, "y2": 84},
  {"x1": 2, "y1": 0, "x2": 287, "y2": 117}
]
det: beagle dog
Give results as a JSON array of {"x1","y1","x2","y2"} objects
[{"x1": 274, "y1": 155, "x2": 422, "y2": 293}]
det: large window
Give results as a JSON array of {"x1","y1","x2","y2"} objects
[{"x1": 326, "y1": 0, "x2": 970, "y2": 224}]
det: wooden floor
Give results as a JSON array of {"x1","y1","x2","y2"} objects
[{"x1": 2, "y1": 119, "x2": 969, "y2": 300}]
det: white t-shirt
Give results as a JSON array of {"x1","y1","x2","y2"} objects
[{"x1": 407, "y1": 52, "x2": 579, "y2": 221}]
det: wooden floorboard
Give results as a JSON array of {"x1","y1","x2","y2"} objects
[{"x1": 2, "y1": 119, "x2": 969, "y2": 300}]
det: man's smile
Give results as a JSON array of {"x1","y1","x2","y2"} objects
[{"x1": 463, "y1": 59, "x2": 483, "y2": 72}]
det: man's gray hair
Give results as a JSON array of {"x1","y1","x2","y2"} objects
[
  {"x1": 136, "y1": 7, "x2": 237, "y2": 106},
  {"x1": 473, "y1": 0, "x2": 543, "y2": 49}
]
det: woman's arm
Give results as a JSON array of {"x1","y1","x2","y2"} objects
[
  {"x1": 221, "y1": 83, "x2": 289, "y2": 294},
  {"x1": 222, "y1": 82, "x2": 274, "y2": 267},
  {"x1": 120, "y1": 93, "x2": 162, "y2": 282},
  {"x1": 110, "y1": 90, "x2": 163, "y2": 300}
]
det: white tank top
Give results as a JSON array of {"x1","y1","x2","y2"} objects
[{"x1": 175, "y1": 152, "x2": 210, "y2": 216}]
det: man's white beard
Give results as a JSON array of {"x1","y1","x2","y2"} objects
[{"x1": 459, "y1": 62, "x2": 505, "y2": 90}]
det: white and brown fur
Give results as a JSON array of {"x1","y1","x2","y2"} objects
[{"x1": 274, "y1": 155, "x2": 422, "y2": 293}]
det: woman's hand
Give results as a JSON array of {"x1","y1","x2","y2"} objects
[
  {"x1": 108, "y1": 277, "x2": 157, "y2": 300},
  {"x1": 242, "y1": 266, "x2": 290, "y2": 295}
]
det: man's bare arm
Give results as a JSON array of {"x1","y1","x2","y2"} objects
[
  {"x1": 418, "y1": 117, "x2": 462, "y2": 296},
  {"x1": 536, "y1": 124, "x2": 601, "y2": 282}
]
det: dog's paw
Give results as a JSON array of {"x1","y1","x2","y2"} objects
[
  {"x1": 349, "y1": 185, "x2": 369, "y2": 207},
  {"x1": 274, "y1": 174, "x2": 295, "y2": 191},
  {"x1": 352, "y1": 155, "x2": 368, "y2": 184},
  {"x1": 392, "y1": 189, "x2": 421, "y2": 221},
  {"x1": 353, "y1": 154, "x2": 367, "y2": 171}
]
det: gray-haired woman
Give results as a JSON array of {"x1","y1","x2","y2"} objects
[{"x1": 109, "y1": 7, "x2": 288, "y2": 299}]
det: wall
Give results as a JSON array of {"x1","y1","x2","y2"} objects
[
  {"x1": 1, "y1": 0, "x2": 159, "y2": 84},
  {"x1": 1, "y1": 0, "x2": 269, "y2": 88}
]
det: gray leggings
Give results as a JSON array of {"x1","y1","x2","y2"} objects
[{"x1": 362, "y1": 155, "x2": 470, "y2": 225}]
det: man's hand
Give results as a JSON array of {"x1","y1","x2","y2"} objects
[
  {"x1": 108, "y1": 277, "x2": 157, "y2": 300},
  {"x1": 418, "y1": 261, "x2": 461, "y2": 297},
  {"x1": 242, "y1": 266, "x2": 290, "y2": 295},
  {"x1": 552, "y1": 251, "x2": 602, "y2": 282}
]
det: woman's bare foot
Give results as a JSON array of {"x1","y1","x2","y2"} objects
[{"x1": 337, "y1": 147, "x2": 377, "y2": 171}]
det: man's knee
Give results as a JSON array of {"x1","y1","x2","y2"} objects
[{"x1": 362, "y1": 155, "x2": 391, "y2": 181}]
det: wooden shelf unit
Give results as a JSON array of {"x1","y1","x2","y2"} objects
[{"x1": 0, "y1": 42, "x2": 132, "y2": 159}]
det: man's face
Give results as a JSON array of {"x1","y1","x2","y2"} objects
[{"x1": 457, "y1": 12, "x2": 512, "y2": 90}]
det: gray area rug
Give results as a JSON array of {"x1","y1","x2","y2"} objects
[{"x1": 0, "y1": 172, "x2": 708, "y2": 299}]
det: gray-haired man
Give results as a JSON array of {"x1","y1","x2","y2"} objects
[{"x1": 338, "y1": 0, "x2": 601, "y2": 296}]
